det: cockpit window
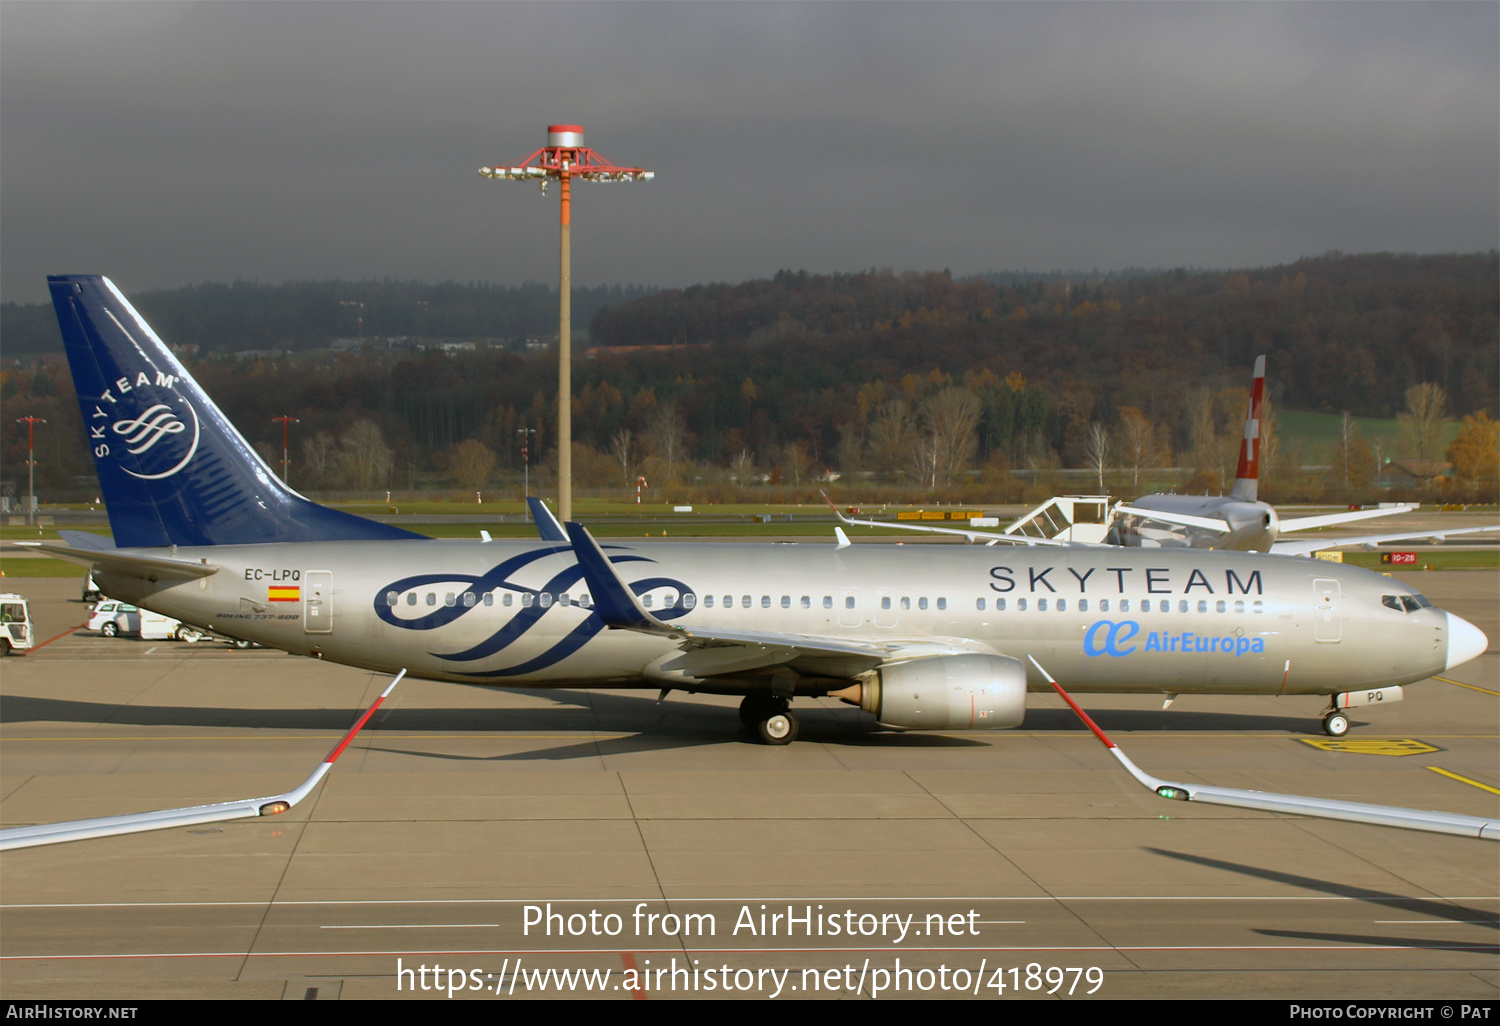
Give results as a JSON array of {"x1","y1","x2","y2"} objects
[
  {"x1": 1381, "y1": 595, "x2": 1403, "y2": 612},
  {"x1": 1383, "y1": 593, "x2": 1433, "y2": 613}
]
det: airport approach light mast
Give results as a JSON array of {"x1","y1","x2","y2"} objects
[{"x1": 480, "y1": 125, "x2": 653, "y2": 522}]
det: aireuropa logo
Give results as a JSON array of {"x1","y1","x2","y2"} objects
[
  {"x1": 1084, "y1": 619, "x2": 1266, "y2": 659},
  {"x1": 88, "y1": 370, "x2": 201, "y2": 480}
]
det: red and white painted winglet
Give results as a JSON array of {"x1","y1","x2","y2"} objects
[
  {"x1": 0, "y1": 670, "x2": 406, "y2": 851},
  {"x1": 1028, "y1": 655, "x2": 1497, "y2": 842}
]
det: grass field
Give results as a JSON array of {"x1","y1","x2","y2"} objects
[{"x1": 1277, "y1": 409, "x2": 1462, "y2": 461}]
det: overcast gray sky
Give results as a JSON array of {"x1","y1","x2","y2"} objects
[{"x1": 3, "y1": 2, "x2": 1496, "y2": 303}]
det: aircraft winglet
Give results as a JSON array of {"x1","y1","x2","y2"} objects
[
  {"x1": 526, "y1": 497, "x2": 568, "y2": 542},
  {"x1": 564, "y1": 522, "x2": 685, "y2": 637},
  {"x1": 1028, "y1": 657, "x2": 1498, "y2": 842},
  {"x1": 0, "y1": 670, "x2": 406, "y2": 851}
]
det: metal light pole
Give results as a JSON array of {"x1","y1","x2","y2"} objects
[
  {"x1": 518, "y1": 426, "x2": 536, "y2": 499},
  {"x1": 272, "y1": 416, "x2": 299, "y2": 483},
  {"x1": 481, "y1": 125, "x2": 652, "y2": 522},
  {"x1": 15, "y1": 417, "x2": 45, "y2": 526}
]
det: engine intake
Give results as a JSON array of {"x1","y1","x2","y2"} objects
[{"x1": 841, "y1": 654, "x2": 1027, "y2": 730}]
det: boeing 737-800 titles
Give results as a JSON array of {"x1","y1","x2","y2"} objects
[{"x1": 2, "y1": 274, "x2": 1493, "y2": 849}]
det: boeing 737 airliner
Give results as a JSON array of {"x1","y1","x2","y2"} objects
[{"x1": 40, "y1": 276, "x2": 1488, "y2": 749}]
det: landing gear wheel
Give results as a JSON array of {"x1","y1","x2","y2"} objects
[
  {"x1": 228, "y1": 638, "x2": 253, "y2": 650},
  {"x1": 757, "y1": 709, "x2": 799, "y2": 746},
  {"x1": 1323, "y1": 712, "x2": 1350, "y2": 737},
  {"x1": 101, "y1": 621, "x2": 118, "y2": 637}
]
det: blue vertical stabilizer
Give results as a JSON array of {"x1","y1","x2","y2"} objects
[{"x1": 49, "y1": 275, "x2": 427, "y2": 548}]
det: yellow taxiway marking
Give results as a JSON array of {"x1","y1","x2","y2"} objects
[
  {"x1": 1434, "y1": 675, "x2": 1500, "y2": 697},
  {"x1": 1299, "y1": 737, "x2": 1440, "y2": 756},
  {"x1": 1427, "y1": 766, "x2": 1500, "y2": 795}
]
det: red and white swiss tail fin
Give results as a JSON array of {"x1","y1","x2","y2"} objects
[{"x1": 1230, "y1": 355, "x2": 1265, "y2": 501}]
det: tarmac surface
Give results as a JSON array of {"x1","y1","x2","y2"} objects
[{"x1": 1, "y1": 569, "x2": 1496, "y2": 1001}]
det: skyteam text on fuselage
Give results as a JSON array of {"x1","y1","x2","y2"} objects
[{"x1": 43, "y1": 276, "x2": 1489, "y2": 744}]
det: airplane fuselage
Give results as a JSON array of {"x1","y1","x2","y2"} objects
[
  {"x1": 100, "y1": 538, "x2": 1452, "y2": 699},
  {"x1": 1115, "y1": 495, "x2": 1280, "y2": 552}
]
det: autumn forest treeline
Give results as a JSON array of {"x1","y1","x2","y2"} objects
[{"x1": 2, "y1": 252, "x2": 1496, "y2": 504}]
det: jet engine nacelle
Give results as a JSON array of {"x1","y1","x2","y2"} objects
[{"x1": 847, "y1": 654, "x2": 1027, "y2": 730}]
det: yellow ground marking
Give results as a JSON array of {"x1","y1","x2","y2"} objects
[
  {"x1": 1427, "y1": 766, "x2": 1500, "y2": 795},
  {"x1": 1434, "y1": 675, "x2": 1500, "y2": 697},
  {"x1": 1299, "y1": 737, "x2": 1441, "y2": 756}
]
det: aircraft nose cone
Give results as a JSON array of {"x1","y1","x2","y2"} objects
[{"x1": 1445, "y1": 612, "x2": 1489, "y2": 671}]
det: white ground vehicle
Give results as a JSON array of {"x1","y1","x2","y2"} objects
[
  {"x1": 87, "y1": 600, "x2": 201, "y2": 642},
  {"x1": 0, "y1": 594, "x2": 34, "y2": 655}
]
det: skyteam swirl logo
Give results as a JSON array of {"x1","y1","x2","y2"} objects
[
  {"x1": 375, "y1": 546, "x2": 695, "y2": 677},
  {"x1": 111, "y1": 398, "x2": 200, "y2": 480}
]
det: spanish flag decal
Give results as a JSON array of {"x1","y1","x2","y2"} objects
[{"x1": 268, "y1": 585, "x2": 301, "y2": 603}]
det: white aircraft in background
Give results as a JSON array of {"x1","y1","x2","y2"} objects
[
  {"x1": 2, "y1": 275, "x2": 1491, "y2": 850},
  {"x1": 832, "y1": 356, "x2": 1496, "y2": 555}
]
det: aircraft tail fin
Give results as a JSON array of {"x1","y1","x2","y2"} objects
[
  {"x1": 49, "y1": 275, "x2": 426, "y2": 549},
  {"x1": 1229, "y1": 355, "x2": 1265, "y2": 502}
]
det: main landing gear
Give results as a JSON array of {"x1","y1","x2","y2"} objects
[{"x1": 739, "y1": 693, "x2": 800, "y2": 746}]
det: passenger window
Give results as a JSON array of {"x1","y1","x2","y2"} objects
[
  {"x1": 1099, "y1": 599, "x2": 1109, "y2": 612},
  {"x1": 881, "y1": 597, "x2": 891, "y2": 610},
  {"x1": 845, "y1": 596, "x2": 856, "y2": 609},
  {"x1": 426, "y1": 593, "x2": 436, "y2": 606},
  {"x1": 503, "y1": 592, "x2": 514, "y2": 607},
  {"x1": 995, "y1": 598, "x2": 1006, "y2": 611},
  {"x1": 936, "y1": 597, "x2": 947, "y2": 610},
  {"x1": 521, "y1": 593, "x2": 534, "y2": 608},
  {"x1": 1198, "y1": 600, "x2": 1208, "y2": 613},
  {"x1": 1037, "y1": 599, "x2": 1048, "y2": 611},
  {"x1": 483, "y1": 592, "x2": 494, "y2": 607},
  {"x1": 1252, "y1": 600, "x2": 1262, "y2": 613},
  {"x1": 1179, "y1": 600, "x2": 1189, "y2": 613},
  {"x1": 1234, "y1": 600, "x2": 1244, "y2": 613},
  {"x1": 823, "y1": 596, "x2": 832, "y2": 609},
  {"x1": 800, "y1": 596, "x2": 810, "y2": 609},
  {"x1": 1078, "y1": 599, "x2": 1088, "y2": 612},
  {"x1": 463, "y1": 592, "x2": 476, "y2": 607},
  {"x1": 705, "y1": 595, "x2": 715, "y2": 608},
  {"x1": 918, "y1": 597, "x2": 928, "y2": 610},
  {"x1": 782, "y1": 596, "x2": 791, "y2": 609},
  {"x1": 682, "y1": 594, "x2": 696, "y2": 609},
  {"x1": 1119, "y1": 600, "x2": 1130, "y2": 612},
  {"x1": 742, "y1": 595, "x2": 752, "y2": 608},
  {"x1": 724, "y1": 595, "x2": 732, "y2": 608},
  {"x1": 387, "y1": 592, "x2": 399, "y2": 607},
  {"x1": 540, "y1": 593, "x2": 554, "y2": 608},
  {"x1": 642, "y1": 594, "x2": 653, "y2": 608},
  {"x1": 1018, "y1": 598, "x2": 1028, "y2": 611},
  {"x1": 761, "y1": 595, "x2": 771, "y2": 608},
  {"x1": 901, "y1": 597, "x2": 911, "y2": 610},
  {"x1": 976, "y1": 598, "x2": 986, "y2": 611},
  {"x1": 559, "y1": 593, "x2": 571, "y2": 606},
  {"x1": 1055, "y1": 599, "x2": 1065, "y2": 612},
  {"x1": 1216, "y1": 600, "x2": 1226, "y2": 613}
]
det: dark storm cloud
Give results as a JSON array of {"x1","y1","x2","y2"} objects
[{"x1": 2, "y1": 2, "x2": 1495, "y2": 302}]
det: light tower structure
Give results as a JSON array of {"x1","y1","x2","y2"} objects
[{"x1": 480, "y1": 125, "x2": 652, "y2": 522}]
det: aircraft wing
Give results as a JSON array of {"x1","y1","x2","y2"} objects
[
  {"x1": 1275, "y1": 505, "x2": 1417, "y2": 532},
  {"x1": 565, "y1": 521, "x2": 962, "y2": 674},
  {"x1": 0, "y1": 672, "x2": 404, "y2": 850},
  {"x1": 1031, "y1": 658, "x2": 1497, "y2": 841},
  {"x1": 1111, "y1": 504, "x2": 1231, "y2": 533},
  {"x1": 820, "y1": 495, "x2": 1071, "y2": 547},
  {"x1": 1271, "y1": 524, "x2": 1500, "y2": 556}
]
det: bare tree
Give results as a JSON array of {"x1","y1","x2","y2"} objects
[
  {"x1": 730, "y1": 448, "x2": 756, "y2": 486},
  {"x1": 300, "y1": 431, "x2": 337, "y2": 488},
  {"x1": 1399, "y1": 383, "x2": 1447, "y2": 463},
  {"x1": 868, "y1": 400, "x2": 918, "y2": 481},
  {"x1": 448, "y1": 439, "x2": 496, "y2": 492},
  {"x1": 336, "y1": 419, "x2": 392, "y2": 491},
  {"x1": 1084, "y1": 422, "x2": 1110, "y2": 492},
  {"x1": 920, "y1": 387, "x2": 981, "y2": 487},
  {"x1": 609, "y1": 428, "x2": 633, "y2": 485},
  {"x1": 1117, "y1": 406, "x2": 1160, "y2": 491},
  {"x1": 645, "y1": 404, "x2": 687, "y2": 485}
]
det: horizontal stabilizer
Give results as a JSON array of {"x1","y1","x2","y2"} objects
[
  {"x1": 56, "y1": 529, "x2": 115, "y2": 551},
  {"x1": 1113, "y1": 504, "x2": 1230, "y2": 533},
  {"x1": 37, "y1": 543, "x2": 218, "y2": 581}
]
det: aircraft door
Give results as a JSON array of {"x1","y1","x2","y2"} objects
[
  {"x1": 304, "y1": 571, "x2": 333, "y2": 634},
  {"x1": 1313, "y1": 578, "x2": 1341, "y2": 643},
  {"x1": 874, "y1": 590, "x2": 898, "y2": 628}
]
